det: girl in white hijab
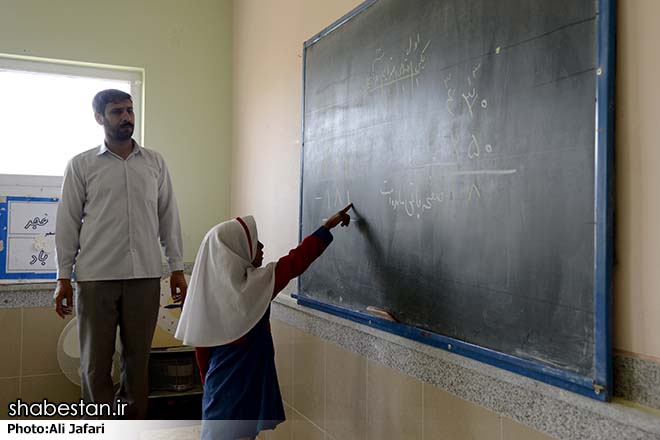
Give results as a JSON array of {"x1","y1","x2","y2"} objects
[{"x1": 176, "y1": 204, "x2": 352, "y2": 440}]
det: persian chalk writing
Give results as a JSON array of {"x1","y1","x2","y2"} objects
[
  {"x1": 380, "y1": 182, "x2": 448, "y2": 219},
  {"x1": 324, "y1": 187, "x2": 351, "y2": 211},
  {"x1": 367, "y1": 34, "x2": 431, "y2": 94},
  {"x1": 379, "y1": 164, "x2": 517, "y2": 219},
  {"x1": 313, "y1": 187, "x2": 358, "y2": 223},
  {"x1": 443, "y1": 63, "x2": 486, "y2": 118}
]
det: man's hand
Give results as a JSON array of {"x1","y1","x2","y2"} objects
[
  {"x1": 170, "y1": 271, "x2": 188, "y2": 304},
  {"x1": 323, "y1": 203, "x2": 353, "y2": 229},
  {"x1": 53, "y1": 279, "x2": 73, "y2": 319}
]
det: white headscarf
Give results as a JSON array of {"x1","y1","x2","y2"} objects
[{"x1": 175, "y1": 216, "x2": 275, "y2": 347}]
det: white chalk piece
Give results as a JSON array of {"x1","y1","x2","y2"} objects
[{"x1": 366, "y1": 306, "x2": 399, "y2": 322}]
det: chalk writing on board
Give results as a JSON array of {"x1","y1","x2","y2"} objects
[
  {"x1": 315, "y1": 187, "x2": 361, "y2": 224},
  {"x1": 380, "y1": 184, "x2": 446, "y2": 218},
  {"x1": 462, "y1": 88, "x2": 478, "y2": 117},
  {"x1": 313, "y1": 187, "x2": 354, "y2": 222},
  {"x1": 380, "y1": 179, "x2": 483, "y2": 219},
  {"x1": 367, "y1": 34, "x2": 431, "y2": 94},
  {"x1": 444, "y1": 74, "x2": 457, "y2": 116},
  {"x1": 418, "y1": 133, "x2": 494, "y2": 163},
  {"x1": 24, "y1": 216, "x2": 49, "y2": 230},
  {"x1": 467, "y1": 183, "x2": 481, "y2": 201},
  {"x1": 379, "y1": 168, "x2": 516, "y2": 219},
  {"x1": 443, "y1": 63, "x2": 487, "y2": 118},
  {"x1": 467, "y1": 134, "x2": 494, "y2": 159},
  {"x1": 29, "y1": 250, "x2": 49, "y2": 266},
  {"x1": 316, "y1": 187, "x2": 352, "y2": 210}
]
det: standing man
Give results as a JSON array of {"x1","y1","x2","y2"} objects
[{"x1": 53, "y1": 89, "x2": 187, "y2": 419}]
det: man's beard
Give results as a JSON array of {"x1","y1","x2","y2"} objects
[{"x1": 109, "y1": 123, "x2": 134, "y2": 142}]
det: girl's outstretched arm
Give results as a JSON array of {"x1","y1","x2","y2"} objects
[{"x1": 273, "y1": 203, "x2": 353, "y2": 297}]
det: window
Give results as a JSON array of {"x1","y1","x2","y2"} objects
[{"x1": 0, "y1": 54, "x2": 143, "y2": 178}]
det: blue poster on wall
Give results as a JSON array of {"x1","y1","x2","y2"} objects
[{"x1": 0, "y1": 196, "x2": 59, "y2": 280}]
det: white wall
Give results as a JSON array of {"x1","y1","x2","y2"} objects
[{"x1": 0, "y1": 0, "x2": 234, "y2": 263}]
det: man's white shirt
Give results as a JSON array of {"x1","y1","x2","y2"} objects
[{"x1": 55, "y1": 141, "x2": 183, "y2": 281}]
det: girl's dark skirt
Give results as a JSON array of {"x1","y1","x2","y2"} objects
[{"x1": 201, "y1": 311, "x2": 285, "y2": 440}]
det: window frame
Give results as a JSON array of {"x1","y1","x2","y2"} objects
[{"x1": 0, "y1": 53, "x2": 144, "y2": 187}]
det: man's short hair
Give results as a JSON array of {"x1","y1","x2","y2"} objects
[{"x1": 92, "y1": 89, "x2": 132, "y2": 115}]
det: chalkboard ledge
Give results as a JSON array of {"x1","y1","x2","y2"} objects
[{"x1": 272, "y1": 295, "x2": 660, "y2": 440}]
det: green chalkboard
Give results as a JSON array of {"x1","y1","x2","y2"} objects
[{"x1": 299, "y1": 0, "x2": 614, "y2": 397}]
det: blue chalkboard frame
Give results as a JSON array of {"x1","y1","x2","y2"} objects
[
  {"x1": 297, "y1": 0, "x2": 615, "y2": 401},
  {"x1": 0, "y1": 196, "x2": 59, "y2": 280}
]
